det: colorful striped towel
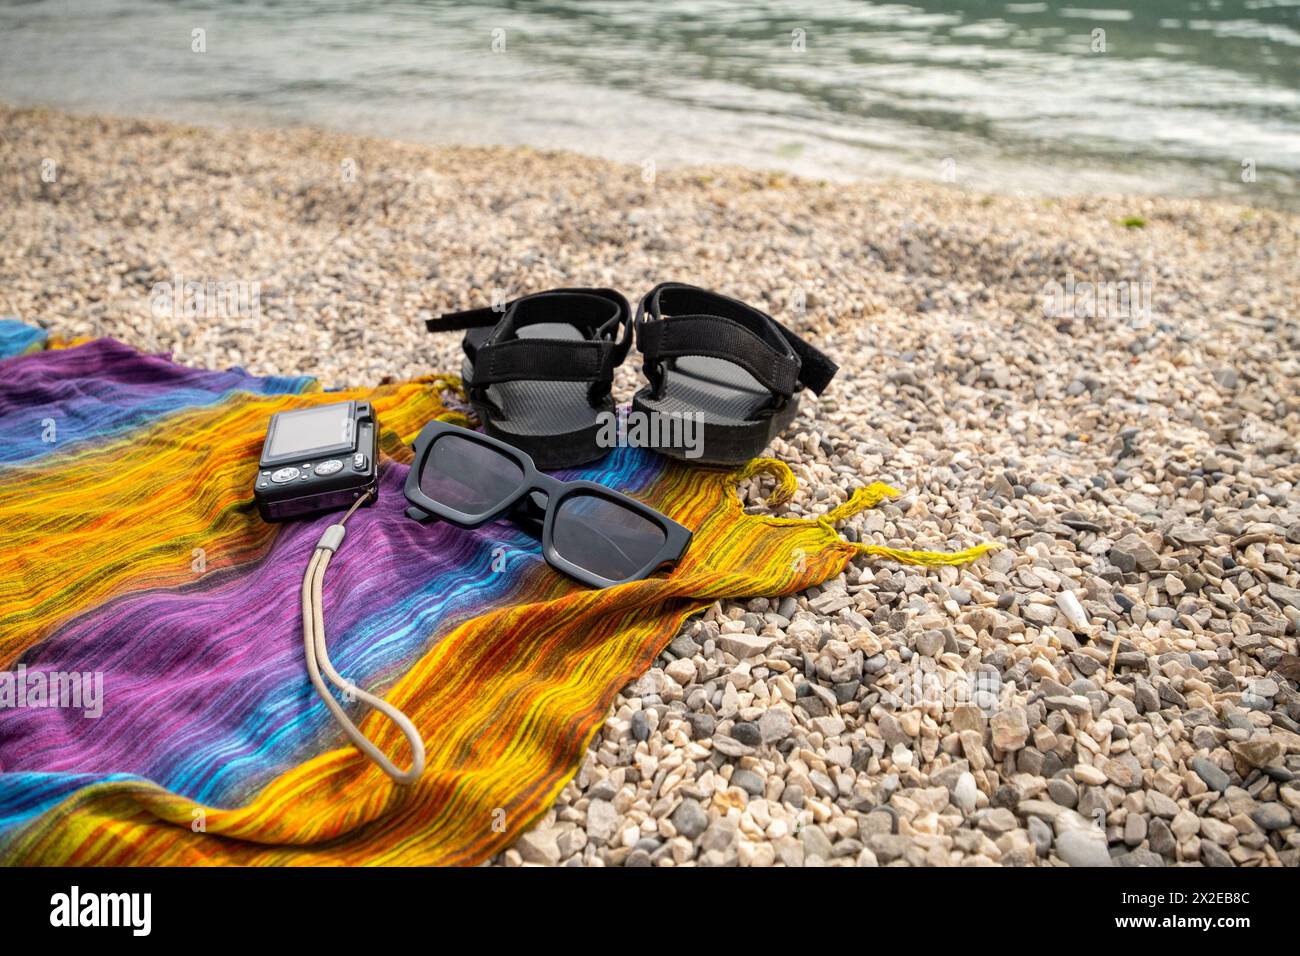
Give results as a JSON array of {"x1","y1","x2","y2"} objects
[{"x1": 0, "y1": 321, "x2": 993, "y2": 865}]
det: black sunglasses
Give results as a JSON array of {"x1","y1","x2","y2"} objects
[{"x1": 403, "y1": 421, "x2": 692, "y2": 588}]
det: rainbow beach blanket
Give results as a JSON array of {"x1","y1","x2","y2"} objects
[{"x1": 0, "y1": 321, "x2": 991, "y2": 866}]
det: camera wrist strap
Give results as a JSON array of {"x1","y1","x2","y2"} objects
[{"x1": 301, "y1": 492, "x2": 426, "y2": 785}]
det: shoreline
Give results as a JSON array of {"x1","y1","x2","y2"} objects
[{"x1": 2, "y1": 98, "x2": 1291, "y2": 214}]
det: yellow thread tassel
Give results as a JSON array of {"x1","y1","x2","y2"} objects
[
  {"x1": 732, "y1": 464, "x2": 1001, "y2": 568},
  {"x1": 732, "y1": 458, "x2": 799, "y2": 507},
  {"x1": 817, "y1": 483, "x2": 901, "y2": 526},
  {"x1": 853, "y1": 542, "x2": 1002, "y2": 567},
  {"x1": 815, "y1": 484, "x2": 1001, "y2": 568}
]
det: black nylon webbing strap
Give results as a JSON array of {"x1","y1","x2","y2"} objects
[
  {"x1": 636, "y1": 282, "x2": 839, "y2": 396},
  {"x1": 774, "y1": 324, "x2": 838, "y2": 395},
  {"x1": 427, "y1": 289, "x2": 631, "y2": 341},
  {"x1": 425, "y1": 304, "x2": 503, "y2": 333},
  {"x1": 425, "y1": 289, "x2": 632, "y2": 401},
  {"x1": 638, "y1": 316, "x2": 802, "y2": 396},
  {"x1": 472, "y1": 338, "x2": 613, "y2": 386}
]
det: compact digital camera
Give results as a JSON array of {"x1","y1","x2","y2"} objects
[{"x1": 254, "y1": 400, "x2": 379, "y2": 522}]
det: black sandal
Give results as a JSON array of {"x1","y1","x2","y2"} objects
[
  {"x1": 632, "y1": 282, "x2": 838, "y2": 465},
  {"x1": 425, "y1": 288, "x2": 632, "y2": 469}
]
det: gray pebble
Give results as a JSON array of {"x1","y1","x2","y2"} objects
[
  {"x1": 731, "y1": 768, "x2": 765, "y2": 796},
  {"x1": 630, "y1": 709, "x2": 652, "y2": 742},
  {"x1": 1048, "y1": 777, "x2": 1079, "y2": 808},
  {"x1": 672, "y1": 799, "x2": 709, "y2": 840},
  {"x1": 1191, "y1": 756, "x2": 1231, "y2": 792},
  {"x1": 1055, "y1": 828, "x2": 1112, "y2": 867},
  {"x1": 799, "y1": 824, "x2": 834, "y2": 862},
  {"x1": 730, "y1": 721, "x2": 762, "y2": 747},
  {"x1": 1250, "y1": 802, "x2": 1292, "y2": 831},
  {"x1": 688, "y1": 713, "x2": 716, "y2": 739},
  {"x1": 1028, "y1": 816, "x2": 1052, "y2": 857}
]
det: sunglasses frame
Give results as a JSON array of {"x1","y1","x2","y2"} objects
[{"x1": 403, "y1": 421, "x2": 692, "y2": 588}]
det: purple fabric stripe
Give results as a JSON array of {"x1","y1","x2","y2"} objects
[{"x1": 0, "y1": 464, "x2": 558, "y2": 807}]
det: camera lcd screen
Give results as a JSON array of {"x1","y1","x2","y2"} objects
[{"x1": 266, "y1": 403, "x2": 354, "y2": 458}]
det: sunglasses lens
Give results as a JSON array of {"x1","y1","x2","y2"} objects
[
  {"x1": 552, "y1": 493, "x2": 668, "y2": 582},
  {"x1": 419, "y1": 434, "x2": 523, "y2": 516}
]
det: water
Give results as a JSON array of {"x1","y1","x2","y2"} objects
[{"x1": 1, "y1": 0, "x2": 1297, "y2": 206}]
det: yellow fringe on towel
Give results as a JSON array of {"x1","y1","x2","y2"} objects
[
  {"x1": 851, "y1": 541, "x2": 1002, "y2": 566},
  {"x1": 735, "y1": 458, "x2": 1000, "y2": 568},
  {"x1": 733, "y1": 457, "x2": 800, "y2": 507},
  {"x1": 817, "y1": 482, "x2": 903, "y2": 524}
]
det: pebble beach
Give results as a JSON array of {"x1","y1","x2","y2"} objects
[{"x1": 2, "y1": 104, "x2": 1298, "y2": 867}]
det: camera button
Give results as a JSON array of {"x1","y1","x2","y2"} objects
[
  {"x1": 270, "y1": 467, "x2": 300, "y2": 483},
  {"x1": 352, "y1": 453, "x2": 368, "y2": 471},
  {"x1": 315, "y1": 459, "x2": 344, "y2": 476}
]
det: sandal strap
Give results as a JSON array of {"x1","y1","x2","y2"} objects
[
  {"x1": 635, "y1": 282, "x2": 837, "y2": 398},
  {"x1": 638, "y1": 316, "x2": 799, "y2": 395},
  {"x1": 473, "y1": 338, "x2": 614, "y2": 386},
  {"x1": 426, "y1": 288, "x2": 632, "y2": 391}
]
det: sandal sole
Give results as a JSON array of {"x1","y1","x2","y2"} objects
[{"x1": 632, "y1": 356, "x2": 802, "y2": 466}]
